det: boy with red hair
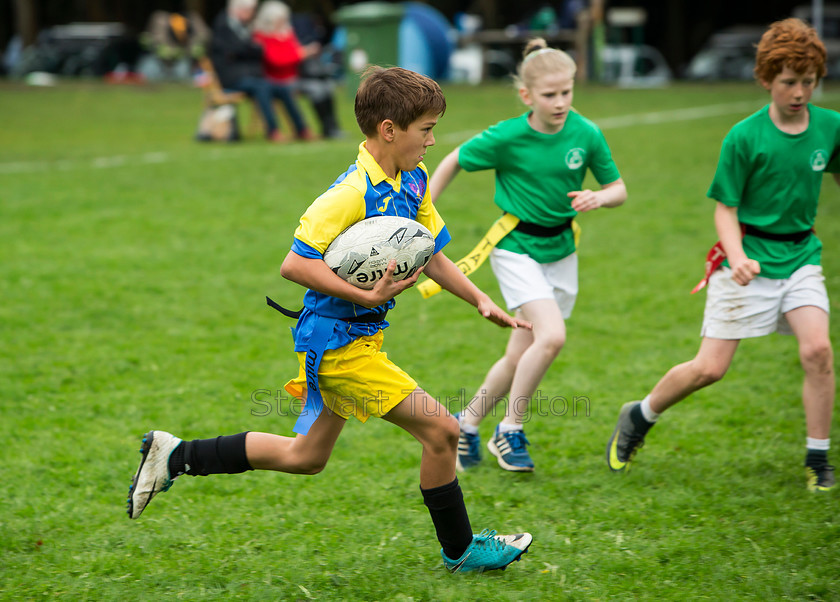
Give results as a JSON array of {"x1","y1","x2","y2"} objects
[{"x1": 607, "y1": 18, "x2": 840, "y2": 492}]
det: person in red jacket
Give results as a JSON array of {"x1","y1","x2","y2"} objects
[
  {"x1": 252, "y1": 0, "x2": 316, "y2": 141},
  {"x1": 208, "y1": 0, "x2": 283, "y2": 141}
]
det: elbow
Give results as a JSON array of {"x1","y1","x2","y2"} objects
[
  {"x1": 279, "y1": 255, "x2": 296, "y2": 281},
  {"x1": 611, "y1": 191, "x2": 627, "y2": 208},
  {"x1": 606, "y1": 190, "x2": 627, "y2": 209},
  {"x1": 616, "y1": 183, "x2": 629, "y2": 206},
  {"x1": 601, "y1": 180, "x2": 627, "y2": 208}
]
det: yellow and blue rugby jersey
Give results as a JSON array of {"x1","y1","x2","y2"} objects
[{"x1": 289, "y1": 142, "x2": 451, "y2": 351}]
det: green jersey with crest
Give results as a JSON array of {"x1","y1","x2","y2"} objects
[
  {"x1": 708, "y1": 104, "x2": 840, "y2": 278},
  {"x1": 458, "y1": 110, "x2": 621, "y2": 263}
]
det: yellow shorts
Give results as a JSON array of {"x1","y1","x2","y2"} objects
[{"x1": 284, "y1": 330, "x2": 417, "y2": 423}]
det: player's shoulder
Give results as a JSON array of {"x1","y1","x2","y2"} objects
[
  {"x1": 567, "y1": 108, "x2": 597, "y2": 128},
  {"x1": 308, "y1": 163, "x2": 368, "y2": 215},
  {"x1": 564, "y1": 109, "x2": 607, "y2": 139},
  {"x1": 482, "y1": 113, "x2": 530, "y2": 137},
  {"x1": 736, "y1": 105, "x2": 772, "y2": 129},
  {"x1": 327, "y1": 161, "x2": 368, "y2": 195},
  {"x1": 723, "y1": 107, "x2": 768, "y2": 143},
  {"x1": 809, "y1": 103, "x2": 840, "y2": 126}
]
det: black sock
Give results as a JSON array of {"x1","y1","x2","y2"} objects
[
  {"x1": 169, "y1": 441, "x2": 187, "y2": 476},
  {"x1": 630, "y1": 404, "x2": 655, "y2": 435},
  {"x1": 806, "y1": 448, "x2": 829, "y2": 468},
  {"x1": 168, "y1": 433, "x2": 253, "y2": 477},
  {"x1": 421, "y1": 478, "x2": 473, "y2": 560}
]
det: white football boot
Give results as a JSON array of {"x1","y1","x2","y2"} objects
[{"x1": 126, "y1": 430, "x2": 182, "y2": 519}]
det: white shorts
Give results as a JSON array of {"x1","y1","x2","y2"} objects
[
  {"x1": 489, "y1": 248, "x2": 578, "y2": 316},
  {"x1": 701, "y1": 264, "x2": 829, "y2": 339}
]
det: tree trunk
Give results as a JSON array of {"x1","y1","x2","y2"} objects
[
  {"x1": 84, "y1": 0, "x2": 108, "y2": 21},
  {"x1": 12, "y1": 0, "x2": 38, "y2": 47}
]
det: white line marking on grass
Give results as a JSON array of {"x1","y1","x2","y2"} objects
[
  {"x1": 3, "y1": 94, "x2": 839, "y2": 174},
  {"x1": 441, "y1": 93, "x2": 840, "y2": 143},
  {"x1": 141, "y1": 152, "x2": 169, "y2": 164},
  {"x1": 0, "y1": 161, "x2": 48, "y2": 174},
  {"x1": 92, "y1": 155, "x2": 127, "y2": 169},
  {"x1": 596, "y1": 100, "x2": 762, "y2": 129},
  {"x1": 0, "y1": 141, "x2": 325, "y2": 175}
]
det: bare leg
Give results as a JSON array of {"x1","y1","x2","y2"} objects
[
  {"x1": 460, "y1": 323, "x2": 531, "y2": 427},
  {"x1": 245, "y1": 402, "x2": 346, "y2": 474},
  {"x1": 648, "y1": 337, "x2": 740, "y2": 414},
  {"x1": 786, "y1": 306, "x2": 834, "y2": 439},
  {"x1": 383, "y1": 388, "x2": 459, "y2": 488},
  {"x1": 503, "y1": 299, "x2": 566, "y2": 426},
  {"x1": 461, "y1": 298, "x2": 565, "y2": 428}
]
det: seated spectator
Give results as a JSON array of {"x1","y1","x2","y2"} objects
[
  {"x1": 252, "y1": 1, "x2": 315, "y2": 141},
  {"x1": 209, "y1": 0, "x2": 284, "y2": 141},
  {"x1": 292, "y1": 11, "x2": 345, "y2": 139},
  {"x1": 138, "y1": 2, "x2": 210, "y2": 82}
]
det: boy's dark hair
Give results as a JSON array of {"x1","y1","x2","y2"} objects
[
  {"x1": 354, "y1": 66, "x2": 446, "y2": 136},
  {"x1": 754, "y1": 18, "x2": 827, "y2": 82}
]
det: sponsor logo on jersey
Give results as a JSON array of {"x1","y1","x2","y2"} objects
[
  {"x1": 810, "y1": 149, "x2": 828, "y2": 172},
  {"x1": 565, "y1": 148, "x2": 585, "y2": 170}
]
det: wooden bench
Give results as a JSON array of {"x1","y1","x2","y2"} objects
[
  {"x1": 458, "y1": 12, "x2": 592, "y2": 81},
  {"x1": 197, "y1": 56, "x2": 303, "y2": 140},
  {"x1": 198, "y1": 56, "x2": 248, "y2": 108}
]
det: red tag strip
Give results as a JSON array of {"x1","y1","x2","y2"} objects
[{"x1": 690, "y1": 241, "x2": 726, "y2": 294}]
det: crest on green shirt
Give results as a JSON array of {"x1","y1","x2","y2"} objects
[
  {"x1": 565, "y1": 148, "x2": 585, "y2": 170},
  {"x1": 810, "y1": 149, "x2": 828, "y2": 172}
]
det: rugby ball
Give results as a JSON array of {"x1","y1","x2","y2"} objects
[{"x1": 323, "y1": 216, "x2": 435, "y2": 289}]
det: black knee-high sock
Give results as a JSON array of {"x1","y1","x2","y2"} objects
[
  {"x1": 169, "y1": 433, "x2": 253, "y2": 477},
  {"x1": 421, "y1": 478, "x2": 473, "y2": 560}
]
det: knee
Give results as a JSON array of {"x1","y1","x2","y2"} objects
[
  {"x1": 691, "y1": 358, "x2": 728, "y2": 388},
  {"x1": 536, "y1": 330, "x2": 566, "y2": 357},
  {"x1": 295, "y1": 456, "x2": 329, "y2": 475},
  {"x1": 800, "y1": 339, "x2": 834, "y2": 373},
  {"x1": 286, "y1": 444, "x2": 330, "y2": 475},
  {"x1": 426, "y1": 417, "x2": 460, "y2": 456},
  {"x1": 501, "y1": 353, "x2": 522, "y2": 371}
]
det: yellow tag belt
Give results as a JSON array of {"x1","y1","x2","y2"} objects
[{"x1": 418, "y1": 214, "x2": 580, "y2": 299}]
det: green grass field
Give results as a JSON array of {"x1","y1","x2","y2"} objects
[{"x1": 2, "y1": 77, "x2": 839, "y2": 600}]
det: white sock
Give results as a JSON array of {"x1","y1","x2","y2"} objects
[
  {"x1": 497, "y1": 421, "x2": 523, "y2": 433},
  {"x1": 640, "y1": 395, "x2": 660, "y2": 423},
  {"x1": 806, "y1": 437, "x2": 830, "y2": 451},
  {"x1": 459, "y1": 418, "x2": 479, "y2": 435}
]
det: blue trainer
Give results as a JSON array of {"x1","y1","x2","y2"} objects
[
  {"x1": 455, "y1": 413, "x2": 482, "y2": 472},
  {"x1": 487, "y1": 426, "x2": 534, "y2": 472},
  {"x1": 442, "y1": 529, "x2": 532, "y2": 573}
]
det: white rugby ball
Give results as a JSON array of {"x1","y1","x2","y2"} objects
[{"x1": 323, "y1": 216, "x2": 435, "y2": 290}]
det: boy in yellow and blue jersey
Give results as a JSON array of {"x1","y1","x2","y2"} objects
[{"x1": 127, "y1": 66, "x2": 534, "y2": 572}]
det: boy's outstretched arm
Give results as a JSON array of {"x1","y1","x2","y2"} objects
[
  {"x1": 280, "y1": 251, "x2": 421, "y2": 309},
  {"x1": 423, "y1": 251, "x2": 531, "y2": 329},
  {"x1": 714, "y1": 201, "x2": 760, "y2": 286},
  {"x1": 568, "y1": 178, "x2": 627, "y2": 213},
  {"x1": 428, "y1": 147, "x2": 462, "y2": 203}
]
